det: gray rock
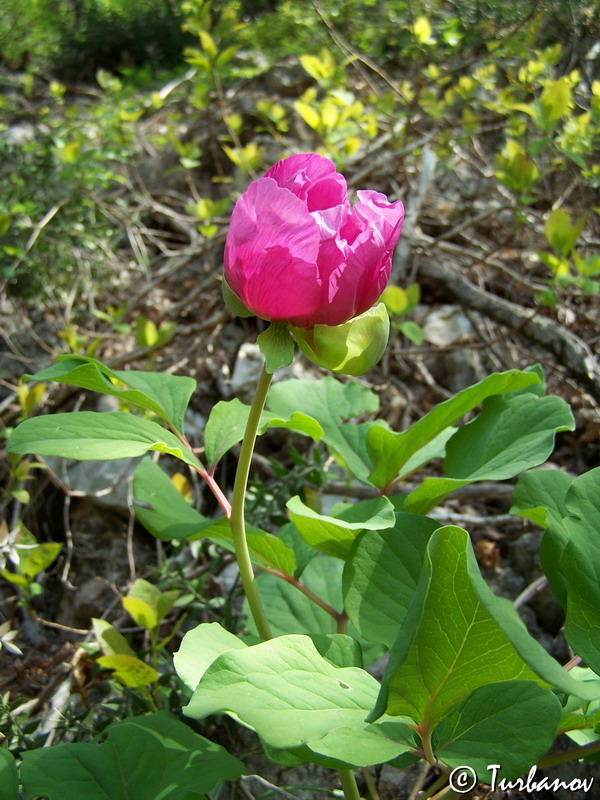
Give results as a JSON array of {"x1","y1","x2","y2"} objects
[
  {"x1": 422, "y1": 305, "x2": 473, "y2": 346},
  {"x1": 444, "y1": 348, "x2": 484, "y2": 393},
  {"x1": 230, "y1": 342, "x2": 264, "y2": 398}
]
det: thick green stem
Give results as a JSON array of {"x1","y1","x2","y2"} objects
[
  {"x1": 231, "y1": 363, "x2": 363, "y2": 800},
  {"x1": 230, "y1": 363, "x2": 273, "y2": 641},
  {"x1": 339, "y1": 769, "x2": 362, "y2": 800}
]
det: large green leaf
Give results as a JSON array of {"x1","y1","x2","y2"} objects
[
  {"x1": 559, "y1": 469, "x2": 600, "y2": 675},
  {"x1": 369, "y1": 527, "x2": 597, "y2": 728},
  {"x1": 184, "y1": 634, "x2": 410, "y2": 767},
  {"x1": 403, "y1": 393, "x2": 574, "y2": 514},
  {"x1": 433, "y1": 681, "x2": 562, "y2": 779},
  {"x1": 0, "y1": 749, "x2": 19, "y2": 800},
  {"x1": 8, "y1": 412, "x2": 201, "y2": 469},
  {"x1": 26, "y1": 355, "x2": 196, "y2": 433},
  {"x1": 184, "y1": 633, "x2": 380, "y2": 743},
  {"x1": 511, "y1": 468, "x2": 573, "y2": 529},
  {"x1": 293, "y1": 721, "x2": 416, "y2": 769},
  {"x1": 511, "y1": 468, "x2": 574, "y2": 604},
  {"x1": 444, "y1": 393, "x2": 573, "y2": 479},
  {"x1": 247, "y1": 557, "x2": 384, "y2": 664},
  {"x1": 203, "y1": 397, "x2": 322, "y2": 469},
  {"x1": 202, "y1": 517, "x2": 297, "y2": 576},
  {"x1": 133, "y1": 458, "x2": 215, "y2": 539},
  {"x1": 174, "y1": 622, "x2": 248, "y2": 693},
  {"x1": 174, "y1": 622, "x2": 364, "y2": 699},
  {"x1": 366, "y1": 370, "x2": 540, "y2": 490},
  {"x1": 278, "y1": 521, "x2": 319, "y2": 577},
  {"x1": 20, "y1": 711, "x2": 243, "y2": 800},
  {"x1": 248, "y1": 557, "x2": 344, "y2": 637},
  {"x1": 133, "y1": 458, "x2": 296, "y2": 575},
  {"x1": 287, "y1": 496, "x2": 396, "y2": 559},
  {"x1": 343, "y1": 514, "x2": 441, "y2": 647},
  {"x1": 267, "y1": 377, "x2": 380, "y2": 483}
]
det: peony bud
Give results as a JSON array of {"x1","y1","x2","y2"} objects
[
  {"x1": 224, "y1": 153, "x2": 404, "y2": 329},
  {"x1": 291, "y1": 303, "x2": 390, "y2": 376}
]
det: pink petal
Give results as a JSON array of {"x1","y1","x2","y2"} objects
[
  {"x1": 353, "y1": 190, "x2": 405, "y2": 249},
  {"x1": 224, "y1": 178, "x2": 324, "y2": 324},
  {"x1": 315, "y1": 228, "x2": 391, "y2": 326},
  {"x1": 310, "y1": 204, "x2": 350, "y2": 241},
  {"x1": 265, "y1": 153, "x2": 347, "y2": 211}
]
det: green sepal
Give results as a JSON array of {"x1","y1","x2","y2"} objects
[
  {"x1": 256, "y1": 322, "x2": 295, "y2": 373},
  {"x1": 221, "y1": 275, "x2": 254, "y2": 317},
  {"x1": 291, "y1": 303, "x2": 389, "y2": 376}
]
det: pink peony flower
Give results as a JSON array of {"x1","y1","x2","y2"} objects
[{"x1": 224, "y1": 153, "x2": 404, "y2": 328}]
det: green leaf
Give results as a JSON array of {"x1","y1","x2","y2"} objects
[
  {"x1": 381, "y1": 285, "x2": 409, "y2": 315},
  {"x1": 133, "y1": 459, "x2": 296, "y2": 574},
  {"x1": 433, "y1": 681, "x2": 562, "y2": 779},
  {"x1": 0, "y1": 748, "x2": 19, "y2": 800},
  {"x1": 222, "y1": 275, "x2": 253, "y2": 317},
  {"x1": 184, "y1": 634, "x2": 408, "y2": 767},
  {"x1": 518, "y1": 468, "x2": 598, "y2": 610},
  {"x1": 295, "y1": 100, "x2": 321, "y2": 130},
  {"x1": 183, "y1": 635, "x2": 380, "y2": 746},
  {"x1": 559, "y1": 469, "x2": 600, "y2": 674},
  {"x1": 540, "y1": 77, "x2": 572, "y2": 124},
  {"x1": 287, "y1": 496, "x2": 396, "y2": 559},
  {"x1": 136, "y1": 316, "x2": 159, "y2": 347},
  {"x1": 97, "y1": 654, "x2": 158, "y2": 687},
  {"x1": 267, "y1": 377, "x2": 379, "y2": 483},
  {"x1": 204, "y1": 398, "x2": 322, "y2": 469},
  {"x1": 92, "y1": 618, "x2": 136, "y2": 658},
  {"x1": 0, "y1": 569, "x2": 29, "y2": 588},
  {"x1": 8, "y1": 412, "x2": 201, "y2": 469},
  {"x1": 0, "y1": 213, "x2": 12, "y2": 237},
  {"x1": 545, "y1": 208, "x2": 585, "y2": 258},
  {"x1": 398, "y1": 320, "x2": 423, "y2": 344},
  {"x1": 205, "y1": 517, "x2": 297, "y2": 576},
  {"x1": 20, "y1": 541, "x2": 62, "y2": 579},
  {"x1": 247, "y1": 557, "x2": 384, "y2": 664},
  {"x1": 20, "y1": 711, "x2": 243, "y2": 800},
  {"x1": 343, "y1": 514, "x2": 441, "y2": 647},
  {"x1": 256, "y1": 322, "x2": 294, "y2": 373},
  {"x1": 24, "y1": 355, "x2": 196, "y2": 434},
  {"x1": 278, "y1": 521, "x2": 318, "y2": 577},
  {"x1": 510, "y1": 468, "x2": 572, "y2": 529},
  {"x1": 370, "y1": 527, "x2": 597, "y2": 728},
  {"x1": 174, "y1": 623, "x2": 362, "y2": 702},
  {"x1": 403, "y1": 393, "x2": 575, "y2": 514},
  {"x1": 366, "y1": 370, "x2": 540, "y2": 490},
  {"x1": 122, "y1": 579, "x2": 164, "y2": 629},
  {"x1": 122, "y1": 578, "x2": 178, "y2": 628},
  {"x1": 174, "y1": 622, "x2": 248, "y2": 693},
  {"x1": 248, "y1": 557, "x2": 343, "y2": 638},
  {"x1": 133, "y1": 458, "x2": 215, "y2": 539},
  {"x1": 294, "y1": 721, "x2": 415, "y2": 769},
  {"x1": 413, "y1": 16, "x2": 434, "y2": 45},
  {"x1": 203, "y1": 399, "x2": 249, "y2": 468}
]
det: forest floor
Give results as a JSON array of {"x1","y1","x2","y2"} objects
[{"x1": 1, "y1": 51, "x2": 599, "y2": 799}]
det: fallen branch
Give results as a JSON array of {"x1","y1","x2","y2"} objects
[{"x1": 418, "y1": 258, "x2": 600, "y2": 399}]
